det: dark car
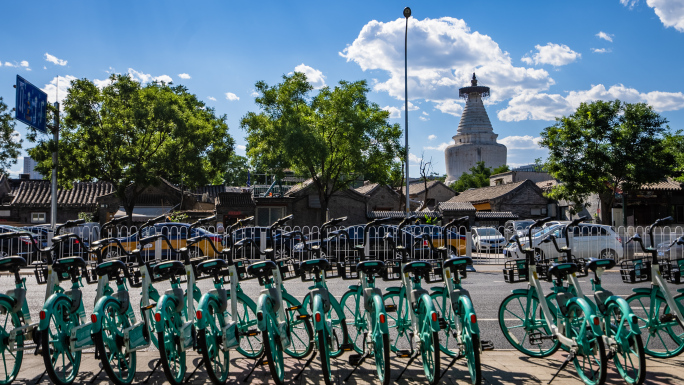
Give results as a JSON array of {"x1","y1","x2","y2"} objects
[
  {"x1": 22, "y1": 225, "x2": 90, "y2": 260},
  {"x1": 230, "y1": 226, "x2": 302, "y2": 260},
  {"x1": 0, "y1": 225, "x2": 41, "y2": 261}
]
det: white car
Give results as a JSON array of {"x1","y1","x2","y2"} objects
[
  {"x1": 504, "y1": 223, "x2": 623, "y2": 261},
  {"x1": 472, "y1": 227, "x2": 506, "y2": 252}
]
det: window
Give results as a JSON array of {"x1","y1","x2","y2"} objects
[
  {"x1": 256, "y1": 207, "x2": 285, "y2": 227},
  {"x1": 31, "y1": 212, "x2": 46, "y2": 224}
]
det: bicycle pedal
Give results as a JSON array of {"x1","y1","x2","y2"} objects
[
  {"x1": 386, "y1": 305, "x2": 397, "y2": 313},
  {"x1": 660, "y1": 313, "x2": 677, "y2": 323},
  {"x1": 141, "y1": 304, "x2": 156, "y2": 311},
  {"x1": 261, "y1": 361, "x2": 269, "y2": 366},
  {"x1": 395, "y1": 349, "x2": 412, "y2": 358},
  {"x1": 438, "y1": 318, "x2": 447, "y2": 329},
  {"x1": 297, "y1": 314, "x2": 311, "y2": 320},
  {"x1": 340, "y1": 343, "x2": 355, "y2": 352},
  {"x1": 240, "y1": 329, "x2": 259, "y2": 337},
  {"x1": 481, "y1": 340, "x2": 495, "y2": 351},
  {"x1": 287, "y1": 305, "x2": 302, "y2": 311},
  {"x1": 528, "y1": 331, "x2": 553, "y2": 345}
]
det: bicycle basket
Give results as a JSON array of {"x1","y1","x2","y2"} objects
[
  {"x1": 503, "y1": 258, "x2": 529, "y2": 283},
  {"x1": 300, "y1": 261, "x2": 340, "y2": 282},
  {"x1": 337, "y1": 261, "x2": 359, "y2": 280},
  {"x1": 620, "y1": 257, "x2": 652, "y2": 284},
  {"x1": 661, "y1": 258, "x2": 684, "y2": 284},
  {"x1": 33, "y1": 261, "x2": 49, "y2": 285},
  {"x1": 536, "y1": 263, "x2": 551, "y2": 281},
  {"x1": 574, "y1": 258, "x2": 589, "y2": 278},
  {"x1": 382, "y1": 258, "x2": 402, "y2": 281},
  {"x1": 277, "y1": 258, "x2": 301, "y2": 281},
  {"x1": 425, "y1": 260, "x2": 444, "y2": 283}
]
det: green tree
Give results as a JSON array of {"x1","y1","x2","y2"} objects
[
  {"x1": 242, "y1": 73, "x2": 403, "y2": 222},
  {"x1": 28, "y1": 74, "x2": 234, "y2": 222},
  {"x1": 539, "y1": 100, "x2": 673, "y2": 224},
  {"x1": 0, "y1": 97, "x2": 22, "y2": 175},
  {"x1": 664, "y1": 131, "x2": 684, "y2": 182},
  {"x1": 449, "y1": 161, "x2": 503, "y2": 193},
  {"x1": 223, "y1": 153, "x2": 250, "y2": 186}
]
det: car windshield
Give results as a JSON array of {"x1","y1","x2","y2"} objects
[
  {"x1": 533, "y1": 225, "x2": 560, "y2": 238},
  {"x1": 515, "y1": 221, "x2": 534, "y2": 230},
  {"x1": 475, "y1": 228, "x2": 499, "y2": 236}
]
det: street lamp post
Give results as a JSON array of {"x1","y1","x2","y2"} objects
[{"x1": 404, "y1": 6, "x2": 411, "y2": 217}]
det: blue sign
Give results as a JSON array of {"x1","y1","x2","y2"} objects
[{"x1": 15, "y1": 75, "x2": 48, "y2": 133}]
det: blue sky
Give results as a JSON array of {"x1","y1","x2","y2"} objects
[{"x1": 2, "y1": 0, "x2": 684, "y2": 179}]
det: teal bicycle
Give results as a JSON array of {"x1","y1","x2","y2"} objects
[{"x1": 243, "y1": 215, "x2": 313, "y2": 385}]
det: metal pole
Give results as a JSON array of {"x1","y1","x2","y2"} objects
[
  {"x1": 404, "y1": 7, "x2": 411, "y2": 217},
  {"x1": 51, "y1": 102, "x2": 59, "y2": 230}
]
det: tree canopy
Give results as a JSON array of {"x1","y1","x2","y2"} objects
[
  {"x1": 241, "y1": 72, "x2": 403, "y2": 222},
  {"x1": 539, "y1": 100, "x2": 673, "y2": 223},
  {"x1": 0, "y1": 97, "x2": 22, "y2": 176},
  {"x1": 449, "y1": 161, "x2": 509, "y2": 193},
  {"x1": 28, "y1": 74, "x2": 234, "y2": 220}
]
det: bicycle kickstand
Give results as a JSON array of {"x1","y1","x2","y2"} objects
[
  {"x1": 89, "y1": 366, "x2": 105, "y2": 383},
  {"x1": 31, "y1": 370, "x2": 47, "y2": 384},
  {"x1": 548, "y1": 351, "x2": 575, "y2": 385},
  {"x1": 242, "y1": 351, "x2": 267, "y2": 382},
  {"x1": 343, "y1": 332, "x2": 368, "y2": 382},
  {"x1": 184, "y1": 357, "x2": 205, "y2": 383},
  {"x1": 293, "y1": 350, "x2": 318, "y2": 381},
  {"x1": 438, "y1": 354, "x2": 461, "y2": 381},
  {"x1": 143, "y1": 359, "x2": 163, "y2": 384},
  {"x1": 395, "y1": 331, "x2": 417, "y2": 382}
]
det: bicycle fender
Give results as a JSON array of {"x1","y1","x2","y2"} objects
[
  {"x1": 458, "y1": 296, "x2": 481, "y2": 335},
  {"x1": 90, "y1": 295, "x2": 114, "y2": 334},
  {"x1": 631, "y1": 287, "x2": 668, "y2": 302},
  {"x1": 371, "y1": 294, "x2": 390, "y2": 334},
  {"x1": 511, "y1": 288, "x2": 538, "y2": 299},
  {"x1": 154, "y1": 294, "x2": 178, "y2": 333},
  {"x1": 386, "y1": 286, "x2": 401, "y2": 294},
  {"x1": 566, "y1": 297, "x2": 603, "y2": 336},
  {"x1": 195, "y1": 292, "x2": 221, "y2": 330},
  {"x1": 312, "y1": 294, "x2": 325, "y2": 332},
  {"x1": 347, "y1": 285, "x2": 360, "y2": 291},
  {"x1": 419, "y1": 293, "x2": 441, "y2": 332},
  {"x1": 256, "y1": 294, "x2": 275, "y2": 331},
  {"x1": 0, "y1": 294, "x2": 15, "y2": 309},
  {"x1": 606, "y1": 296, "x2": 641, "y2": 335},
  {"x1": 430, "y1": 286, "x2": 447, "y2": 294},
  {"x1": 39, "y1": 293, "x2": 71, "y2": 331}
]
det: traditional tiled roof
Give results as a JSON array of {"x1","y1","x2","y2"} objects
[
  {"x1": 450, "y1": 180, "x2": 533, "y2": 204},
  {"x1": 536, "y1": 179, "x2": 559, "y2": 192},
  {"x1": 402, "y1": 180, "x2": 453, "y2": 196},
  {"x1": 284, "y1": 179, "x2": 314, "y2": 196},
  {"x1": 355, "y1": 183, "x2": 380, "y2": 196},
  {"x1": 11, "y1": 180, "x2": 114, "y2": 208},
  {"x1": 438, "y1": 201, "x2": 476, "y2": 212},
  {"x1": 475, "y1": 211, "x2": 519, "y2": 219},
  {"x1": 194, "y1": 185, "x2": 245, "y2": 199},
  {"x1": 639, "y1": 178, "x2": 682, "y2": 191},
  {"x1": 216, "y1": 192, "x2": 255, "y2": 207},
  {"x1": 367, "y1": 211, "x2": 440, "y2": 219}
]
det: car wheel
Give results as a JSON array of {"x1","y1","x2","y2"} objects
[{"x1": 598, "y1": 249, "x2": 617, "y2": 260}]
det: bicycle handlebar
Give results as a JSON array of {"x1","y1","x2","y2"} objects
[
  {"x1": 137, "y1": 214, "x2": 167, "y2": 238},
  {"x1": 56, "y1": 219, "x2": 85, "y2": 236},
  {"x1": 398, "y1": 216, "x2": 417, "y2": 231},
  {"x1": 100, "y1": 216, "x2": 128, "y2": 238},
  {"x1": 628, "y1": 217, "x2": 672, "y2": 257}
]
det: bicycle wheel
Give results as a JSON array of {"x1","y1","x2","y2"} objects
[
  {"x1": 627, "y1": 292, "x2": 684, "y2": 358},
  {"x1": 564, "y1": 302, "x2": 607, "y2": 385},
  {"x1": 383, "y1": 291, "x2": 413, "y2": 354},
  {"x1": 227, "y1": 292, "x2": 262, "y2": 358},
  {"x1": 302, "y1": 293, "x2": 348, "y2": 358},
  {"x1": 341, "y1": 290, "x2": 366, "y2": 354},
  {"x1": 430, "y1": 291, "x2": 459, "y2": 357},
  {"x1": 498, "y1": 292, "x2": 560, "y2": 357},
  {"x1": 463, "y1": 326, "x2": 482, "y2": 385},
  {"x1": 605, "y1": 300, "x2": 645, "y2": 385},
  {"x1": 42, "y1": 296, "x2": 82, "y2": 385},
  {"x1": 371, "y1": 303, "x2": 390, "y2": 385},
  {"x1": 263, "y1": 316, "x2": 285, "y2": 385},
  {"x1": 0, "y1": 300, "x2": 22, "y2": 384},
  {"x1": 93, "y1": 299, "x2": 136, "y2": 385},
  {"x1": 417, "y1": 299, "x2": 439, "y2": 385},
  {"x1": 283, "y1": 296, "x2": 314, "y2": 358},
  {"x1": 318, "y1": 329, "x2": 333, "y2": 385},
  {"x1": 198, "y1": 297, "x2": 229, "y2": 385},
  {"x1": 157, "y1": 299, "x2": 186, "y2": 385}
]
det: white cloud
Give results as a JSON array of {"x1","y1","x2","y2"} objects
[
  {"x1": 178, "y1": 73, "x2": 191, "y2": 79},
  {"x1": 293, "y1": 64, "x2": 326, "y2": 89},
  {"x1": 596, "y1": 31, "x2": 614, "y2": 42},
  {"x1": 419, "y1": 116, "x2": 430, "y2": 121},
  {"x1": 42, "y1": 75, "x2": 77, "y2": 104},
  {"x1": 498, "y1": 135, "x2": 542, "y2": 150},
  {"x1": 237, "y1": 145, "x2": 246, "y2": 151},
  {"x1": 0, "y1": 62, "x2": 2, "y2": 67},
  {"x1": 4, "y1": 62, "x2": 15, "y2": 67},
  {"x1": 11, "y1": 131, "x2": 21, "y2": 144},
  {"x1": 45, "y1": 53, "x2": 67, "y2": 66},
  {"x1": 340, "y1": 16, "x2": 555, "y2": 114},
  {"x1": 250, "y1": 90, "x2": 259, "y2": 97},
  {"x1": 622, "y1": 0, "x2": 684, "y2": 32},
  {"x1": 592, "y1": 48, "x2": 611, "y2": 53},
  {"x1": 424, "y1": 142, "x2": 450, "y2": 151},
  {"x1": 497, "y1": 84, "x2": 684, "y2": 121},
  {"x1": 154, "y1": 75, "x2": 172, "y2": 84},
  {"x1": 428, "y1": 134, "x2": 437, "y2": 141},
  {"x1": 127, "y1": 68, "x2": 172, "y2": 84},
  {"x1": 20, "y1": 61, "x2": 29, "y2": 67},
  {"x1": 408, "y1": 153, "x2": 422, "y2": 164},
  {"x1": 225, "y1": 92, "x2": 240, "y2": 101},
  {"x1": 93, "y1": 78, "x2": 113, "y2": 89},
  {"x1": 208, "y1": 96, "x2": 217, "y2": 101},
  {"x1": 382, "y1": 106, "x2": 401, "y2": 118},
  {"x1": 521, "y1": 43, "x2": 581, "y2": 66}
]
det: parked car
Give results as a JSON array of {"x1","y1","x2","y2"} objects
[
  {"x1": 504, "y1": 223, "x2": 623, "y2": 261},
  {"x1": 22, "y1": 225, "x2": 88, "y2": 260},
  {"x1": 404, "y1": 224, "x2": 468, "y2": 256},
  {"x1": 471, "y1": 226, "x2": 507, "y2": 252},
  {"x1": 101, "y1": 222, "x2": 223, "y2": 261},
  {"x1": 231, "y1": 226, "x2": 301, "y2": 259},
  {"x1": 503, "y1": 219, "x2": 535, "y2": 242}
]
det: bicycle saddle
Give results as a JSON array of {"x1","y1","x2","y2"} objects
[
  {"x1": 52, "y1": 257, "x2": 87, "y2": 274},
  {"x1": 299, "y1": 258, "x2": 330, "y2": 273},
  {"x1": 547, "y1": 262, "x2": 579, "y2": 281},
  {"x1": 0, "y1": 256, "x2": 27, "y2": 272},
  {"x1": 444, "y1": 256, "x2": 473, "y2": 272},
  {"x1": 152, "y1": 260, "x2": 185, "y2": 278},
  {"x1": 247, "y1": 260, "x2": 278, "y2": 279},
  {"x1": 402, "y1": 261, "x2": 432, "y2": 277},
  {"x1": 356, "y1": 260, "x2": 385, "y2": 276},
  {"x1": 95, "y1": 259, "x2": 127, "y2": 278},
  {"x1": 197, "y1": 259, "x2": 228, "y2": 276},
  {"x1": 585, "y1": 258, "x2": 616, "y2": 272}
]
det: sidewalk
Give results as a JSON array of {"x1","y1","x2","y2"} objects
[{"x1": 17, "y1": 349, "x2": 682, "y2": 385}]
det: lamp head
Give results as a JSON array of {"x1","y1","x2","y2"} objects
[{"x1": 403, "y1": 7, "x2": 411, "y2": 18}]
